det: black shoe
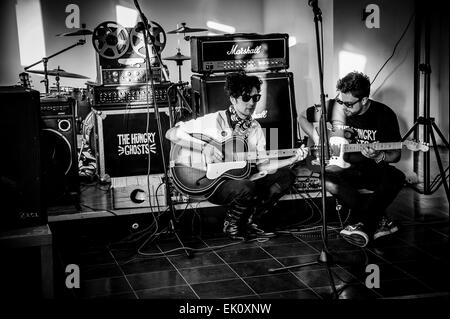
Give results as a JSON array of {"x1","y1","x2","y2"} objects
[{"x1": 246, "y1": 222, "x2": 277, "y2": 238}]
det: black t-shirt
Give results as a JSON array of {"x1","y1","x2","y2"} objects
[{"x1": 306, "y1": 99, "x2": 401, "y2": 144}]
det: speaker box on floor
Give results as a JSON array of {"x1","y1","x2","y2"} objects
[
  {"x1": 191, "y1": 72, "x2": 298, "y2": 150},
  {"x1": 0, "y1": 86, "x2": 45, "y2": 230},
  {"x1": 40, "y1": 96, "x2": 80, "y2": 206}
]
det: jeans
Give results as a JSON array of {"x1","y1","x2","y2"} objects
[
  {"x1": 325, "y1": 162, "x2": 405, "y2": 234},
  {"x1": 208, "y1": 167, "x2": 296, "y2": 216}
]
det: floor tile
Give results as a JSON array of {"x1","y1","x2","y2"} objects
[
  {"x1": 374, "y1": 278, "x2": 434, "y2": 298},
  {"x1": 126, "y1": 270, "x2": 186, "y2": 290},
  {"x1": 229, "y1": 259, "x2": 285, "y2": 277},
  {"x1": 136, "y1": 285, "x2": 198, "y2": 299},
  {"x1": 191, "y1": 279, "x2": 255, "y2": 299},
  {"x1": 313, "y1": 283, "x2": 381, "y2": 300},
  {"x1": 119, "y1": 257, "x2": 175, "y2": 275},
  {"x1": 370, "y1": 245, "x2": 437, "y2": 263},
  {"x1": 168, "y1": 251, "x2": 225, "y2": 269},
  {"x1": 259, "y1": 288, "x2": 320, "y2": 299},
  {"x1": 179, "y1": 264, "x2": 238, "y2": 284},
  {"x1": 79, "y1": 276, "x2": 133, "y2": 298},
  {"x1": 81, "y1": 263, "x2": 123, "y2": 280},
  {"x1": 261, "y1": 242, "x2": 317, "y2": 257},
  {"x1": 244, "y1": 273, "x2": 307, "y2": 294},
  {"x1": 293, "y1": 267, "x2": 357, "y2": 288},
  {"x1": 216, "y1": 247, "x2": 271, "y2": 263}
]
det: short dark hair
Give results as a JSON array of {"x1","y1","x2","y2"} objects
[
  {"x1": 336, "y1": 71, "x2": 371, "y2": 99},
  {"x1": 224, "y1": 72, "x2": 262, "y2": 98}
]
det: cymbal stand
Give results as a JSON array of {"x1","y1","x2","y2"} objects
[
  {"x1": 24, "y1": 39, "x2": 86, "y2": 94},
  {"x1": 134, "y1": 0, "x2": 192, "y2": 258}
]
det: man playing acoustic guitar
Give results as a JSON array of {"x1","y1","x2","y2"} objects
[
  {"x1": 299, "y1": 71, "x2": 405, "y2": 247},
  {"x1": 166, "y1": 72, "x2": 308, "y2": 240}
]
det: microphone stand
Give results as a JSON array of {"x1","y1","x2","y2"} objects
[
  {"x1": 133, "y1": 0, "x2": 192, "y2": 258},
  {"x1": 268, "y1": 0, "x2": 338, "y2": 299}
]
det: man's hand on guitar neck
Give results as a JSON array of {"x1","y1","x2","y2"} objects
[{"x1": 289, "y1": 144, "x2": 309, "y2": 165}]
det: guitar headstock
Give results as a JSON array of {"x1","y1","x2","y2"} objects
[
  {"x1": 403, "y1": 140, "x2": 430, "y2": 152},
  {"x1": 19, "y1": 72, "x2": 32, "y2": 89}
]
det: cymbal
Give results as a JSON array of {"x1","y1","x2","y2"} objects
[
  {"x1": 163, "y1": 52, "x2": 191, "y2": 61},
  {"x1": 56, "y1": 29, "x2": 93, "y2": 37},
  {"x1": 167, "y1": 22, "x2": 207, "y2": 34},
  {"x1": 27, "y1": 68, "x2": 89, "y2": 79}
]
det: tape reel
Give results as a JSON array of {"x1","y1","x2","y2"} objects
[
  {"x1": 130, "y1": 21, "x2": 166, "y2": 58},
  {"x1": 92, "y1": 21, "x2": 130, "y2": 59}
]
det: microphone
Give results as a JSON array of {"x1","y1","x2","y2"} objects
[{"x1": 308, "y1": 0, "x2": 322, "y2": 16}]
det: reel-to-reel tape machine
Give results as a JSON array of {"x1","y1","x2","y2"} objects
[{"x1": 92, "y1": 21, "x2": 167, "y2": 86}]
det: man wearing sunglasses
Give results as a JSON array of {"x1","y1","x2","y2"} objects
[
  {"x1": 299, "y1": 71, "x2": 405, "y2": 247},
  {"x1": 166, "y1": 72, "x2": 308, "y2": 240}
]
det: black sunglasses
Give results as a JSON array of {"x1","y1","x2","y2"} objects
[
  {"x1": 335, "y1": 96, "x2": 361, "y2": 108},
  {"x1": 241, "y1": 94, "x2": 261, "y2": 103}
]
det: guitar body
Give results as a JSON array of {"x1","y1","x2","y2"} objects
[{"x1": 169, "y1": 135, "x2": 252, "y2": 198}]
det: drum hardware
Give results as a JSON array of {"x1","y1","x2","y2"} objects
[
  {"x1": 167, "y1": 22, "x2": 207, "y2": 41},
  {"x1": 28, "y1": 66, "x2": 89, "y2": 96},
  {"x1": 56, "y1": 23, "x2": 93, "y2": 37},
  {"x1": 163, "y1": 48, "x2": 191, "y2": 83},
  {"x1": 24, "y1": 38, "x2": 89, "y2": 94}
]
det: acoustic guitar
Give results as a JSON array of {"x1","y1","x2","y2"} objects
[{"x1": 169, "y1": 134, "x2": 303, "y2": 198}]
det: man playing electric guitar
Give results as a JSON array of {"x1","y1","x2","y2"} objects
[
  {"x1": 166, "y1": 72, "x2": 308, "y2": 240},
  {"x1": 299, "y1": 71, "x2": 405, "y2": 247}
]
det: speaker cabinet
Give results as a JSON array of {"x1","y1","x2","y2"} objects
[
  {"x1": 191, "y1": 72, "x2": 298, "y2": 150},
  {"x1": 0, "y1": 86, "x2": 45, "y2": 230},
  {"x1": 93, "y1": 108, "x2": 171, "y2": 181},
  {"x1": 40, "y1": 97, "x2": 79, "y2": 206}
]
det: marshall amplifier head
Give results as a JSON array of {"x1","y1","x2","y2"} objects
[{"x1": 190, "y1": 33, "x2": 289, "y2": 74}]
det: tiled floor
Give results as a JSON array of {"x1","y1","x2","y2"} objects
[
  {"x1": 5, "y1": 146, "x2": 441, "y2": 300},
  {"x1": 49, "y1": 179, "x2": 449, "y2": 299}
]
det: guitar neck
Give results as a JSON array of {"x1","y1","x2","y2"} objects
[
  {"x1": 343, "y1": 142, "x2": 403, "y2": 153},
  {"x1": 237, "y1": 149, "x2": 297, "y2": 161}
]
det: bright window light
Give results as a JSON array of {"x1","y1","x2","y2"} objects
[
  {"x1": 288, "y1": 36, "x2": 297, "y2": 47},
  {"x1": 338, "y1": 50, "x2": 367, "y2": 78},
  {"x1": 116, "y1": 5, "x2": 138, "y2": 27},
  {"x1": 15, "y1": 0, "x2": 46, "y2": 66},
  {"x1": 206, "y1": 21, "x2": 236, "y2": 34}
]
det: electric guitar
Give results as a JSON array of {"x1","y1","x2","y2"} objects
[
  {"x1": 169, "y1": 134, "x2": 305, "y2": 198},
  {"x1": 306, "y1": 132, "x2": 429, "y2": 171}
]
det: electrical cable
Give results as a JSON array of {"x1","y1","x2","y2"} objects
[{"x1": 371, "y1": 12, "x2": 416, "y2": 86}]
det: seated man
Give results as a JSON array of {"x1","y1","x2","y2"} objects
[
  {"x1": 166, "y1": 72, "x2": 308, "y2": 240},
  {"x1": 299, "y1": 71, "x2": 405, "y2": 247}
]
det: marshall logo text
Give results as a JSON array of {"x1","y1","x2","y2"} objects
[{"x1": 227, "y1": 44, "x2": 263, "y2": 55}]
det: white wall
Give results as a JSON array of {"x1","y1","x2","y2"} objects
[
  {"x1": 333, "y1": 0, "x2": 417, "y2": 173},
  {"x1": 263, "y1": 0, "x2": 334, "y2": 131},
  {"x1": 0, "y1": 0, "x2": 264, "y2": 90}
]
